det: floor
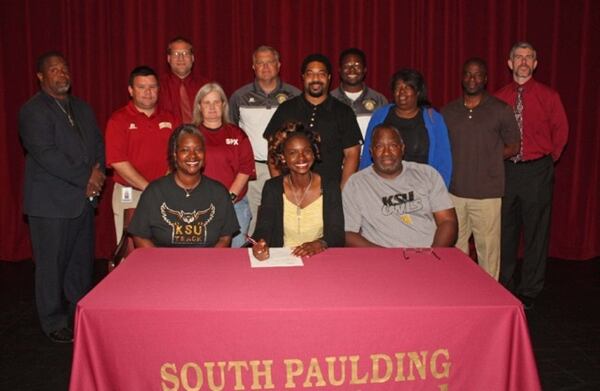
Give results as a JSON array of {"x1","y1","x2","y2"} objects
[{"x1": 1, "y1": 257, "x2": 599, "y2": 390}]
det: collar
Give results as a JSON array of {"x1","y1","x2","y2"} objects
[
  {"x1": 127, "y1": 100, "x2": 158, "y2": 119},
  {"x1": 513, "y1": 78, "x2": 536, "y2": 93},
  {"x1": 253, "y1": 78, "x2": 283, "y2": 96},
  {"x1": 301, "y1": 93, "x2": 333, "y2": 110}
]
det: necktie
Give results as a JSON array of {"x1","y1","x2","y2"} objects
[
  {"x1": 179, "y1": 80, "x2": 193, "y2": 123},
  {"x1": 511, "y1": 86, "x2": 524, "y2": 162}
]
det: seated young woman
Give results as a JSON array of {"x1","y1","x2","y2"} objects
[
  {"x1": 251, "y1": 122, "x2": 344, "y2": 260},
  {"x1": 128, "y1": 124, "x2": 239, "y2": 248}
]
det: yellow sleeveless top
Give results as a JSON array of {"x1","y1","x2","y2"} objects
[{"x1": 283, "y1": 194, "x2": 324, "y2": 247}]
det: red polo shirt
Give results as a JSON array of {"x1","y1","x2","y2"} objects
[{"x1": 106, "y1": 101, "x2": 178, "y2": 186}]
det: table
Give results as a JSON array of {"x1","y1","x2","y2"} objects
[{"x1": 70, "y1": 248, "x2": 540, "y2": 390}]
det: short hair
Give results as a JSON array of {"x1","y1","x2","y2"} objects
[
  {"x1": 339, "y1": 48, "x2": 367, "y2": 68},
  {"x1": 390, "y1": 68, "x2": 431, "y2": 107},
  {"x1": 301, "y1": 53, "x2": 332, "y2": 75},
  {"x1": 36, "y1": 51, "x2": 66, "y2": 73},
  {"x1": 128, "y1": 65, "x2": 158, "y2": 87},
  {"x1": 267, "y1": 122, "x2": 321, "y2": 172},
  {"x1": 253, "y1": 45, "x2": 280, "y2": 63},
  {"x1": 463, "y1": 57, "x2": 488, "y2": 74},
  {"x1": 167, "y1": 36, "x2": 194, "y2": 54},
  {"x1": 509, "y1": 41, "x2": 537, "y2": 60},
  {"x1": 192, "y1": 82, "x2": 231, "y2": 125},
  {"x1": 168, "y1": 124, "x2": 205, "y2": 172},
  {"x1": 371, "y1": 124, "x2": 404, "y2": 145}
]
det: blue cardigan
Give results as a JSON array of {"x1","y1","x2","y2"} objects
[{"x1": 358, "y1": 104, "x2": 452, "y2": 187}]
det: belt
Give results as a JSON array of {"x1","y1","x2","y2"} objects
[
  {"x1": 509, "y1": 155, "x2": 551, "y2": 164},
  {"x1": 255, "y1": 159, "x2": 268, "y2": 164}
]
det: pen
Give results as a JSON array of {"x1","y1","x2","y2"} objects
[{"x1": 245, "y1": 235, "x2": 258, "y2": 246}]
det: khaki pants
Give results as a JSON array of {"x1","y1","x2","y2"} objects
[
  {"x1": 112, "y1": 183, "x2": 142, "y2": 243},
  {"x1": 451, "y1": 195, "x2": 501, "y2": 280},
  {"x1": 247, "y1": 162, "x2": 270, "y2": 236}
]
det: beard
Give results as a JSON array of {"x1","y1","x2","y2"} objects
[{"x1": 306, "y1": 82, "x2": 325, "y2": 98}]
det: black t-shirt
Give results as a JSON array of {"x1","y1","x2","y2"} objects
[
  {"x1": 383, "y1": 108, "x2": 429, "y2": 164},
  {"x1": 128, "y1": 174, "x2": 239, "y2": 247},
  {"x1": 263, "y1": 95, "x2": 363, "y2": 183}
]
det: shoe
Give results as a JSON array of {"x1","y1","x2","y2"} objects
[
  {"x1": 518, "y1": 295, "x2": 535, "y2": 310},
  {"x1": 48, "y1": 327, "x2": 73, "y2": 343}
]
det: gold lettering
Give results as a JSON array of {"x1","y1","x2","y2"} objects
[
  {"x1": 349, "y1": 355, "x2": 368, "y2": 384},
  {"x1": 249, "y1": 360, "x2": 275, "y2": 390},
  {"x1": 438, "y1": 385, "x2": 449, "y2": 391},
  {"x1": 181, "y1": 362, "x2": 203, "y2": 391},
  {"x1": 193, "y1": 224, "x2": 202, "y2": 235},
  {"x1": 325, "y1": 356, "x2": 347, "y2": 386},
  {"x1": 303, "y1": 358, "x2": 326, "y2": 387},
  {"x1": 407, "y1": 351, "x2": 428, "y2": 380},
  {"x1": 161, "y1": 363, "x2": 180, "y2": 391},
  {"x1": 283, "y1": 359, "x2": 304, "y2": 388},
  {"x1": 185, "y1": 225, "x2": 193, "y2": 235},
  {"x1": 394, "y1": 352, "x2": 406, "y2": 381},
  {"x1": 205, "y1": 361, "x2": 226, "y2": 391},
  {"x1": 175, "y1": 224, "x2": 183, "y2": 235},
  {"x1": 227, "y1": 361, "x2": 249, "y2": 390},
  {"x1": 370, "y1": 354, "x2": 393, "y2": 383},
  {"x1": 431, "y1": 349, "x2": 451, "y2": 379}
]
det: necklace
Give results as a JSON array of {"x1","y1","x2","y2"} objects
[
  {"x1": 175, "y1": 175, "x2": 201, "y2": 198},
  {"x1": 55, "y1": 99, "x2": 75, "y2": 127},
  {"x1": 287, "y1": 172, "x2": 313, "y2": 232}
]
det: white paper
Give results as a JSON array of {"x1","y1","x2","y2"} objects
[{"x1": 248, "y1": 248, "x2": 304, "y2": 268}]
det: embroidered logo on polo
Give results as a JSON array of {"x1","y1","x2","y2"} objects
[
  {"x1": 159, "y1": 122, "x2": 173, "y2": 129},
  {"x1": 275, "y1": 93, "x2": 289, "y2": 104},
  {"x1": 160, "y1": 202, "x2": 215, "y2": 244},
  {"x1": 128, "y1": 123, "x2": 137, "y2": 130},
  {"x1": 362, "y1": 99, "x2": 377, "y2": 112},
  {"x1": 226, "y1": 138, "x2": 239, "y2": 145},
  {"x1": 380, "y1": 191, "x2": 423, "y2": 222}
]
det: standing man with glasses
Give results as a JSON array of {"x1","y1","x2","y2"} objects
[
  {"x1": 229, "y1": 45, "x2": 300, "y2": 234},
  {"x1": 19, "y1": 51, "x2": 106, "y2": 343},
  {"x1": 494, "y1": 42, "x2": 568, "y2": 309},
  {"x1": 159, "y1": 36, "x2": 209, "y2": 123},
  {"x1": 331, "y1": 48, "x2": 387, "y2": 142}
]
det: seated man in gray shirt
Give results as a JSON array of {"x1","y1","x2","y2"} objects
[{"x1": 343, "y1": 124, "x2": 458, "y2": 248}]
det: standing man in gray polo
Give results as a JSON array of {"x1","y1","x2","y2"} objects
[{"x1": 229, "y1": 45, "x2": 300, "y2": 234}]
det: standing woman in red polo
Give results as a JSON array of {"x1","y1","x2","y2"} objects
[{"x1": 192, "y1": 83, "x2": 255, "y2": 247}]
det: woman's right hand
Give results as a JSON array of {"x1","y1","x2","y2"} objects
[{"x1": 252, "y1": 239, "x2": 270, "y2": 261}]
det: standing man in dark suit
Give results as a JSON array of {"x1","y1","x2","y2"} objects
[{"x1": 19, "y1": 52, "x2": 105, "y2": 343}]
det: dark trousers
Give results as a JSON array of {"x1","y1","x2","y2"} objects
[
  {"x1": 28, "y1": 205, "x2": 95, "y2": 334},
  {"x1": 500, "y1": 156, "x2": 554, "y2": 298}
]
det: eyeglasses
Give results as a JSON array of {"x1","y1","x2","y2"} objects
[
  {"x1": 171, "y1": 50, "x2": 192, "y2": 59},
  {"x1": 254, "y1": 60, "x2": 277, "y2": 67}
]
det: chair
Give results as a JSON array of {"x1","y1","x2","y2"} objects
[{"x1": 108, "y1": 208, "x2": 136, "y2": 272}]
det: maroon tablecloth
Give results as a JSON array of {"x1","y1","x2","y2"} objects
[{"x1": 70, "y1": 247, "x2": 540, "y2": 390}]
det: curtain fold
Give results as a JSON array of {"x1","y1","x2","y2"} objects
[{"x1": 1, "y1": 0, "x2": 598, "y2": 260}]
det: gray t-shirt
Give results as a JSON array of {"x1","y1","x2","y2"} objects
[{"x1": 343, "y1": 162, "x2": 454, "y2": 247}]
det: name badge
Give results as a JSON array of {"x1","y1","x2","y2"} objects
[{"x1": 121, "y1": 186, "x2": 133, "y2": 203}]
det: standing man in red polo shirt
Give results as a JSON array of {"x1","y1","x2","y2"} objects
[
  {"x1": 159, "y1": 36, "x2": 209, "y2": 123},
  {"x1": 495, "y1": 42, "x2": 568, "y2": 309},
  {"x1": 106, "y1": 66, "x2": 178, "y2": 242}
]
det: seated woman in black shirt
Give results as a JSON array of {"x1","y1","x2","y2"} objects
[
  {"x1": 128, "y1": 124, "x2": 239, "y2": 247},
  {"x1": 251, "y1": 122, "x2": 344, "y2": 260}
]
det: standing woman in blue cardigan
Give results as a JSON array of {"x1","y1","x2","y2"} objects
[
  {"x1": 251, "y1": 122, "x2": 344, "y2": 260},
  {"x1": 359, "y1": 68, "x2": 452, "y2": 187}
]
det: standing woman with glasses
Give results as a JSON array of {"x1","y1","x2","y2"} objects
[
  {"x1": 251, "y1": 122, "x2": 344, "y2": 260},
  {"x1": 192, "y1": 83, "x2": 256, "y2": 247}
]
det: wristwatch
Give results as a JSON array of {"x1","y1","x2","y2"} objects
[{"x1": 229, "y1": 192, "x2": 238, "y2": 203}]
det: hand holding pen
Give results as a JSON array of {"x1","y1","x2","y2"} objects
[{"x1": 246, "y1": 235, "x2": 270, "y2": 261}]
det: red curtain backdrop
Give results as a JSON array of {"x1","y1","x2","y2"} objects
[{"x1": 1, "y1": 0, "x2": 598, "y2": 261}]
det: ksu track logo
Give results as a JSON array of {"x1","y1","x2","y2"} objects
[{"x1": 160, "y1": 202, "x2": 215, "y2": 244}]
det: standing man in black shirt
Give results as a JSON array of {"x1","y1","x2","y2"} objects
[{"x1": 263, "y1": 53, "x2": 363, "y2": 188}]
